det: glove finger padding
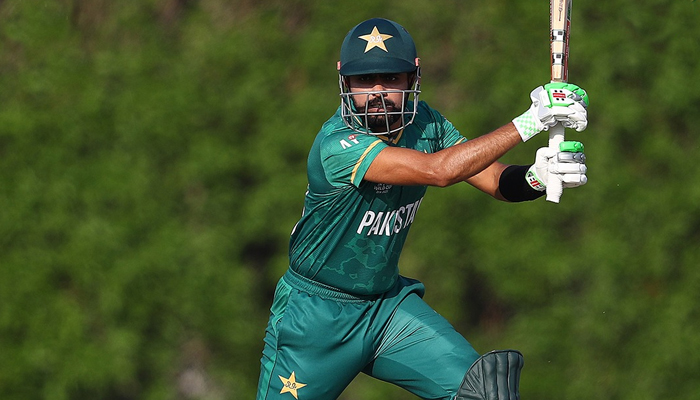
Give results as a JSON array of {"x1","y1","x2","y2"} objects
[
  {"x1": 513, "y1": 83, "x2": 589, "y2": 141},
  {"x1": 556, "y1": 149, "x2": 587, "y2": 188},
  {"x1": 550, "y1": 161, "x2": 587, "y2": 174},
  {"x1": 547, "y1": 82, "x2": 588, "y2": 132},
  {"x1": 562, "y1": 173, "x2": 588, "y2": 188},
  {"x1": 555, "y1": 101, "x2": 588, "y2": 132},
  {"x1": 546, "y1": 82, "x2": 589, "y2": 108},
  {"x1": 528, "y1": 143, "x2": 587, "y2": 191}
]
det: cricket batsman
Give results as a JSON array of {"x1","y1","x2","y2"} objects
[{"x1": 256, "y1": 17, "x2": 589, "y2": 400}]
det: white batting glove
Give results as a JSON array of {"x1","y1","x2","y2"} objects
[
  {"x1": 526, "y1": 141, "x2": 588, "y2": 191},
  {"x1": 513, "y1": 83, "x2": 589, "y2": 142}
]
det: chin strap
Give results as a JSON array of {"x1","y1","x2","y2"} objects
[{"x1": 455, "y1": 350, "x2": 524, "y2": 400}]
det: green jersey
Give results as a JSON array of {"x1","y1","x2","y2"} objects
[{"x1": 289, "y1": 101, "x2": 467, "y2": 295}]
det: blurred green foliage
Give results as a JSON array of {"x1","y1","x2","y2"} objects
[{"x1": 1, "y1": 1, "x2": 699, "y2": 399}]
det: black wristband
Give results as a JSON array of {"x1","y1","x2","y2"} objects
[{"x1": 498, "y1": 165, "x2": 545, "y2": 202}]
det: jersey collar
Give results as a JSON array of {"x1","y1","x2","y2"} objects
[{"x1": 377, "y1": 128, "x2": 404, "y2": 145}]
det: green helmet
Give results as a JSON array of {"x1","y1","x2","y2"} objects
[{"x1": 337, "y1": 18, "x2": 421, "y2": 135}]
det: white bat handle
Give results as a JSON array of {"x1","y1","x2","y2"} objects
[{"x1": 546, "y1": 122, "x2": 565, "y2": 203}]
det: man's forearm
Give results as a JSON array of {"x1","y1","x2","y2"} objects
[{"x1": 433, "y1": 122, "x2": 522, "y2": 186}]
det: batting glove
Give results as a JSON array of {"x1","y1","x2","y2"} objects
[
  {"x1": 513, "y1": 82, "x2": 589, "y2": 141},
  {"x1": 526, "y1": 141, "x2": 587, "y2": 191}
]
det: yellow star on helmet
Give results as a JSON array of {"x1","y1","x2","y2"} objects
[
  {"x1": 358, "y1": 26, "x2": 393, "y2": 53},
  {"x1": 279, "y1": 371, "x2": 307, "y2": 399}
]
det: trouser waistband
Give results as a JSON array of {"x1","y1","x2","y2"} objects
[{"x1": 283, "y1": 268, "x2": 380, "y2": 302}]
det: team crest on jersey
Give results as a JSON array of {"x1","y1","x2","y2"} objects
[{"x1": 374, "y1": 183, "x2": 392, "y2": 194}]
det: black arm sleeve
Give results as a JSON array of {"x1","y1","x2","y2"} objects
[{"x1": 498, "y1": 165, "x2": 545, "y2": 202}]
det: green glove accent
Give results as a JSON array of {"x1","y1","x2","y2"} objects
[
  {"x1": 559, "y1": 141, "x2": 584, "y2": 153},
  {"x1": 512, "y1": 111, "x2": 540, "y2": 141},
  {"x1": 543, "y1": 82, "x2": 590, "y2": 107}
]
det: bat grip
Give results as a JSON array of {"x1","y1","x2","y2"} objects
[{"x1": 546, "y1": 123, "x2": 565, "y2": 203}]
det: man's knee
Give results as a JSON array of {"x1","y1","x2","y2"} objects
[{"x1": 455, "y1": 350, "x2": 524, "y2": 400}]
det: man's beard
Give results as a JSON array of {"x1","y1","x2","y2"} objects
[{"x1": 359, "y1": 98, "x2": 402, "y2": 132}]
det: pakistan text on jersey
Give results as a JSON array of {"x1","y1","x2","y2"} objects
[{"x1": 356, "y1": 198, "x2": 423, "y2": 236}]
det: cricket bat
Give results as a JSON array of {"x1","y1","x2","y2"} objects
[{"x1": 546, "y1": 0, "x2": 572, "y2": 203}]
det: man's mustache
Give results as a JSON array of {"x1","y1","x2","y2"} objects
[{"x1": 362, "y1": 98, "x2": 399, "y2": 111}]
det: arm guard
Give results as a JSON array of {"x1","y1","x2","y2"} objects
[{"x1": 499, "y1": 165, "x2": 545, "y2": 202}]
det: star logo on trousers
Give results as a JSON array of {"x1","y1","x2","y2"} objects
[{"x1": 279, "y1": 371, "x2": 307, "y2": 399}]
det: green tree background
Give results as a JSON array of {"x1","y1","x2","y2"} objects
[{"x1": 1, "y1": 0, "x2": 699, "y2": 399}]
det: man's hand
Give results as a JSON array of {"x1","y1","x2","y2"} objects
[
  {"x1": 525, "y1": 141, "x2": 587, "y2": 191},
  {"x1": 512, "y1": 83, "x2": 589, "y2": 142}
]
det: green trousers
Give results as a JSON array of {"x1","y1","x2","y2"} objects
[{"x1": 256, "y1": 269, "x2": 480, "y2": 400}]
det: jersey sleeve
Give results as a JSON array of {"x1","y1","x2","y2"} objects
[
  {"x1": 319, "y1": 132, "x2": 388, "y2": 188},
  {"x1": 425, "y1": 104, "x2": 468, "y2": 150}
]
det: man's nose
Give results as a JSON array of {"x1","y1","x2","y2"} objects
[{"x1": 371, "y1": 81, "x2": 387, "y2": 94}]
